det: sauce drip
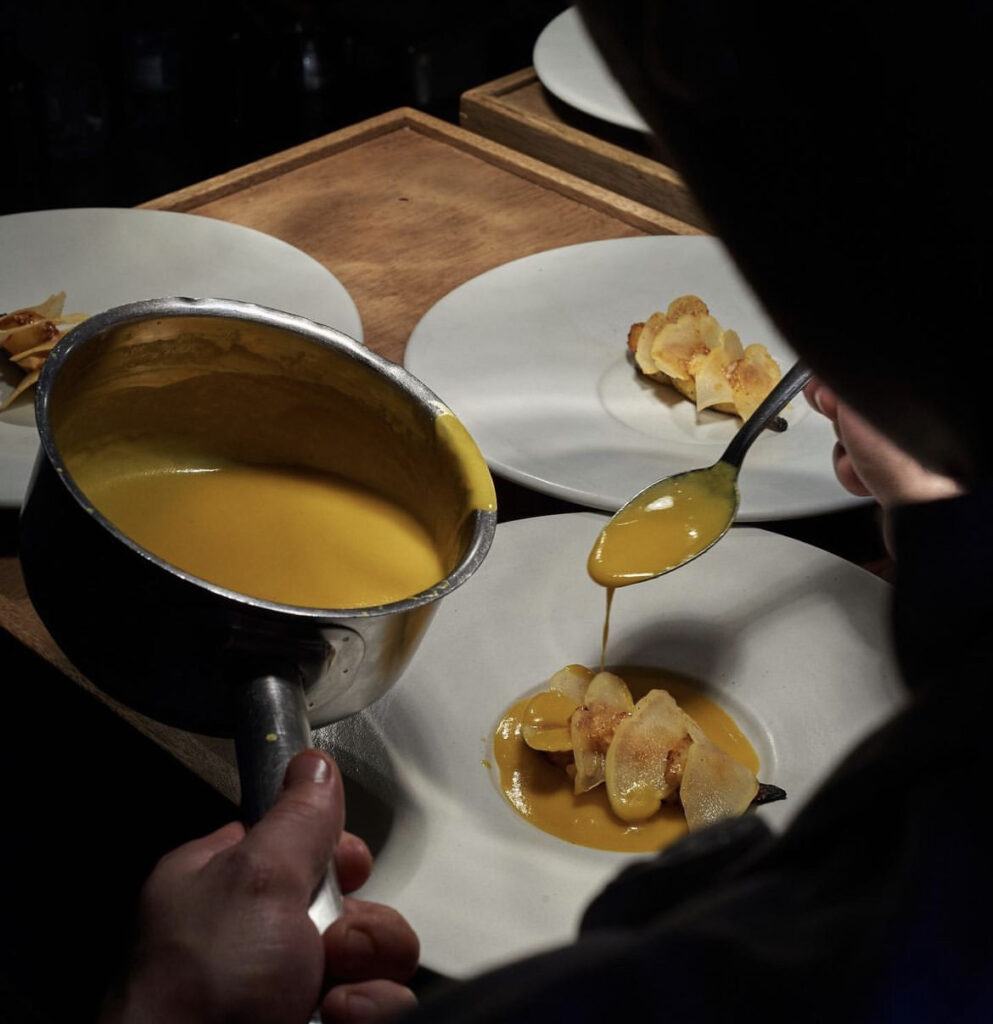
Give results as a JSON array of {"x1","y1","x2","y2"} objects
[
  {"x1": 599, "y1": 587, "x2": 615, "y2": 672},
  {"x1": 492, "y1": 667, "x2": 758, "y2": 853},
  {"x1": 588, "y1": 461, "x2": 738, "y2": 587},
  {"x1": 71, "y1": 443, "x2": 446, "y2": 609}
]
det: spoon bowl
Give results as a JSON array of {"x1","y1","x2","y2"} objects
[{"x1": 589, "y1": 361, "x2": 813, "y2": 587}]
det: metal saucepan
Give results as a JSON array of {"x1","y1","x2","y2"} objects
[{"x1": 19, "y1": 296, "x2": 497, "y2": 929}]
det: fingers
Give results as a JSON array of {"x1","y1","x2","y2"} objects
[
  {"x1": 224, "y1": 750, "x2": 344, "y2": 905},
  {"x1": 324, "y1": 899, "x2": 420, "y2": 985},
  {"x1": 321, "y1": 979, "x2": 418, "y2": 1024},
  {"x1": 321, "y1": 900, "x2": 420, "y2": 1024},
  {"x1": 804, "y1": 377, "x2": 836, "y2": 418},
  {"x1": 335, "y1": 832, "x2": 374, "y2": 894}
]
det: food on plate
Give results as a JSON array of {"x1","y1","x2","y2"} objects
[
  {"x1": 627, "y1": 295, "x2": 781, "y2": 421},
  {"x1": 494, "y1": 664, "x2": 783, "y2": 852},
  {"x1": 0, "y1": 293, "x2": 89, "y2": 411}
]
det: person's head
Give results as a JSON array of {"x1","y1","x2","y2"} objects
[{"x1": 580, "y1": 1, "x2": 988, "y2": 483}]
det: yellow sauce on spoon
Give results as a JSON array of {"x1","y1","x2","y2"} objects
[{"x1": 587, "y1": 461, "x2": 739, "y2": 588}]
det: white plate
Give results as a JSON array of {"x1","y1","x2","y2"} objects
[
  {"x1": 405, "y1": 235, "x2": 860, "y2": 521},
  {"x1": 533, "y1": 6, "x2": 651, "y2": 133},
  {"x1": 318, "y1": 513, "x2": 904, "y2": 978},
  {"x1": 0, "y1": 208, "x2": 363, "y2": 507}
]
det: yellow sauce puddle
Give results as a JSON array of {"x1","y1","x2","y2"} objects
[{"x1": 493, "y1": 666, "x2": 758, "y2": 853}]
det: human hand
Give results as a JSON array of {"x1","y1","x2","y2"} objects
[
  {"x1": 805, "y1": 378, "x2": 963, "y2": 509},
  {"x1": 100, "y1": 750, "x2": 419, "y2": 1024}
]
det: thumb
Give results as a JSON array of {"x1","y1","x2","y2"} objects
[{"x1": 238, "y1": 749, "x2": 344, "y2": 904}]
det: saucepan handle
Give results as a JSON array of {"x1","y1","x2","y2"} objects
[{"x1": 233, "y1": 674, "x2": 344, "y2": 931}]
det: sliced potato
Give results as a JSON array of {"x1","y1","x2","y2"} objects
[
  {"x1": 626, "y1": 294, "x2": 781, "y2": 422},
  {"x1": 571, "y1": 671, "x2": 635, "y2": 794},
  {"x1": 521, "y1": 689, "x2": 582, "y2": 753},
  {"x1": 1, "y1": 294, "x2": 88, "y2": 409},
  {"x1": 729, "y1": 344, "x2": 782, "y2": 421},
  {"x1": 548, "y1": 663, "x2": 595, "y2": 703},
  {"x1": 605, "y1": 688, "x2": 692, "y2": 821},
  {"x1": 679, "y1": 734, "x2": 759, "y2": 831},
  {"x1": 649, "y1": 297, "x2": 722, "y2": 384}
]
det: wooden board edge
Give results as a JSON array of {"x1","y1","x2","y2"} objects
[
  {"x1": 139, "y1": 108, "x2": 415, "y2": 213},
  {"x1": 459, "y1": 99, "x2": 709, "y2": 231},
  {"x1": 460, "y1": 91, "x2": 684, "y2": 189},
  {"x1": 461, "y1": 67, "x2": 541, "y2": 102},
  {"x1": 400, "y1": 108, "x2": 702, "y2": 236},
  {"x1": 141, "y1": 105, "x2": 698, "y2": 235}
]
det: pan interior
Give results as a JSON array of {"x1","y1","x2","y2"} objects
[{"x1": 47, "y1": 314, "x2": 488, "y2": 609}]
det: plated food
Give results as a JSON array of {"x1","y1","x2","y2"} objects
[
  {"x1": 494, "y1": 663, "x2": 777, "y2": 853},
  {"x1": 404, "y1": 236, "x2": 852, "y2": 520},
  {"x1": 0, "y1": 207, "x2": 363, "y2": 508},
  {"x1": 627, "y1": 295, "x2": 781, "y2": 422},
  {"x1": 0, "y1": 293, "x2": 88, "y2": 411},
  {"x1": 331, "y1": 515, "x2": 900, "y2": 976}
]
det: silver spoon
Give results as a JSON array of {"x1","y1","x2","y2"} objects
[{"x1": 588, "y1": 360, "x2": 813, "y2": 587}]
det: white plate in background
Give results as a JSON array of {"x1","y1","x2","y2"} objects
[
  {"x1": 533, "y1": 6, "x2": 651, "y2": 133},
  {"x1": 0, "y1": 207, "x2": 363, "y2": 507},
  {"x1": 405, "y1": 235, "x2": 857, "y2": 521},
  {"x1": 318, "y1": 513, "x2": 904, "y2": 977}
]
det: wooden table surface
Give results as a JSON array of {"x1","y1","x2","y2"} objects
[{"x1": 0, "y1": 106, "x2": 703, "y2": 803}]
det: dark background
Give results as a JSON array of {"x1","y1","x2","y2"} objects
[{"x1": 1, "y1": 0, "x2": 568, "y2": 214}]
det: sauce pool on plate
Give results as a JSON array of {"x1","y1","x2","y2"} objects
[{"x1": 493, "y1": 667, "x2": 758, "y2": 853}]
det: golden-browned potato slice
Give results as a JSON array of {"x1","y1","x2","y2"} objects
[
  {"x1": 632, "y1": 311, "x2": 669, "y2": 378},
  {"x1": 692, "y1": 329, "x2": 743, "y2": 414},
  {"x1": 521, "y1": 690, "x2": 581, "y2": 753},
  {"x1": 571, "y1": 671, "x2": 635, "y2": 794},
  {"x1": 626, "y1": 294, "x2": 781, "y2": 423},
  {"x1": 10, "y1": 336, "x2": 63, "y2": 372},
  {"x1": 679, "y1": 734, "x2": 759, "y2": 831},
  {"x1": 0, "y1": 291, "x2": 65, "y2": 331},
  {"x1": 604, "y1": 688, "x2": 693, "y2": 821},
  {"x1": 728, "y1": 344, "x2": 782, "y2": 422},
  {"x1": 0, "y1": 317, "x2": 63, "y2": 357},
  {"x1": 1, "y1": 296, "x2": 88, "y2": 409},
  {"x1": 649, "y1": 298, "x2": 723, "y2": 385},
  {"x1": 548, "y1": 664, "x2": 595, "y2": 703},
  {"x1": 585, "y1": 671, "x2": 635, "y2": 709}
]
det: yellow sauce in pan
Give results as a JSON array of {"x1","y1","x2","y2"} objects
[
  {"x1": 70, "y1": 444, "x2": 446, "y2": 609},
  {"x1": 492, "y1": 667, "x2": 758, "y2": 853}
]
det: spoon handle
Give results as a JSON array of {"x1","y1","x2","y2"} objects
[{"x1": 720, "y1": 360, "x2": 813, "y2": 469}]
